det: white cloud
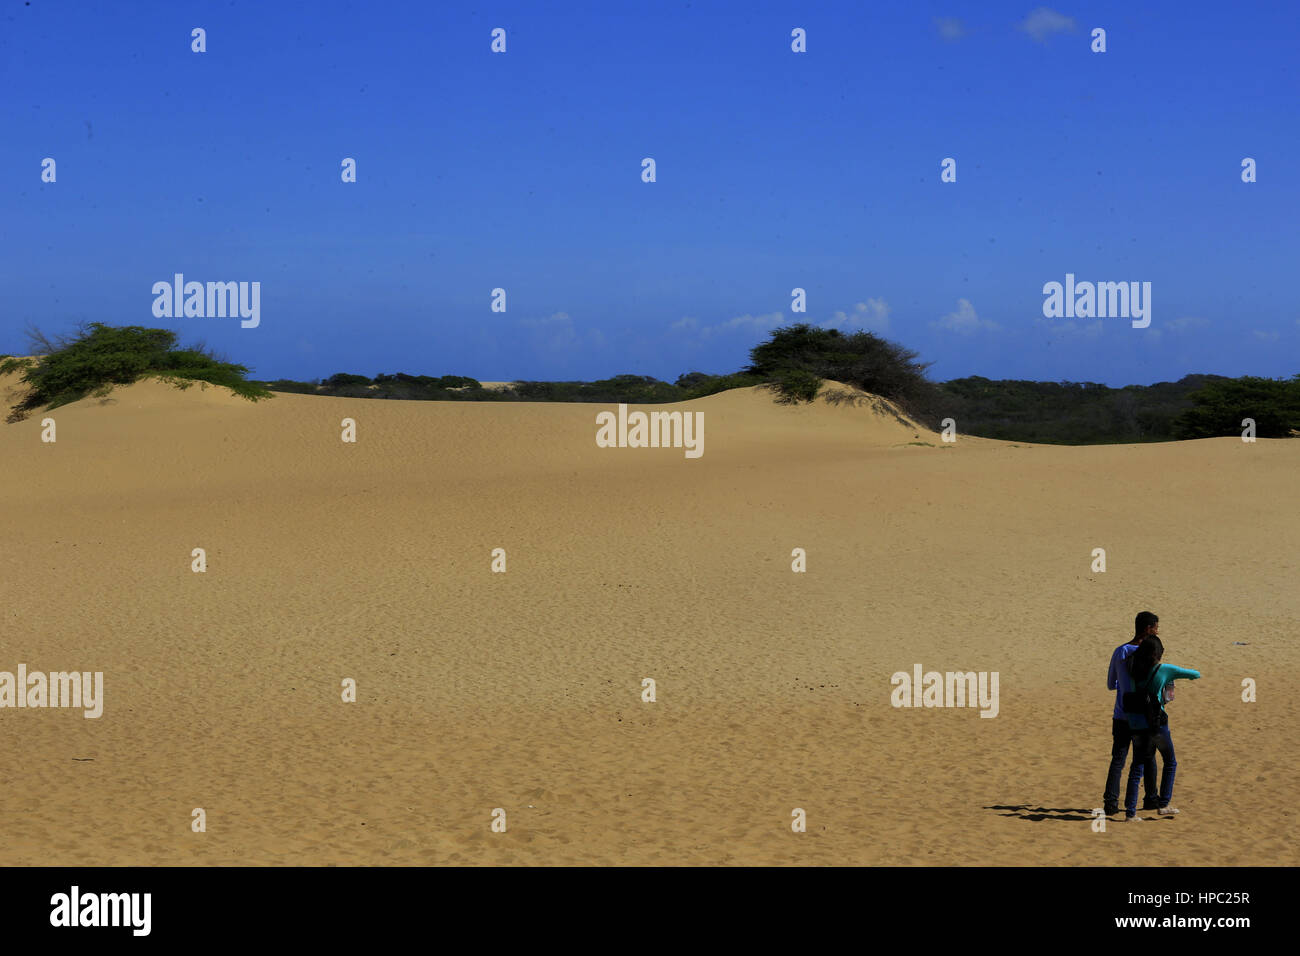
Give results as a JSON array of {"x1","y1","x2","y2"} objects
[
  {"x1": 1253, "y1": 330, "x2": 1281, "y2": 343},
  {"x1": 670, "y1": 311, "x2": 786, "y2": 339},
  {"x1": 1046, "y1": 319, "x2": 1104, "y2": 338},
  {"x1": 935, "y1": 298, "x2": 1001, "y2": 334},
  {"x1": 827, "y1": 298, "x2": 891, "y2": 333},
  {"x1": 518, "y1": 311, "x2": 571, "y2": 328},
  {"x1": 934, "y1": 17, "x2": 966, "y2": 41},
  {"x1": 516, "y1": 311, "x2": 603, "y2": 352},
  {"x1": 673, "y1": 301, "x2": 891, "y2": 342},
  {"x1": 712, "y1": 312, "x2": 785, "y2": 337},
  {"x1": 1146, "y1": 315, "x2": 1209, "y2": 341},
  {"x1": 1164, "y1": 315, "x2": 1209, "y2": 333},
  {"x1": 1019, "y1": 7, "x2": 1077, "y2": 42}
]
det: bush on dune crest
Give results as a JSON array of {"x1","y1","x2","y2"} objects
[
  {"x1": 0, "y1": 356, "x2": 36, "y2": 376},
  {"x1": 745, "y1": 323, "x2": 941, "y2": 421},
  {"x1": 765, "y1": 368, "x2": 823, "y2": 404},
  {"x1": 6, "y1": 322, "x2": 272, "y2": 421}
]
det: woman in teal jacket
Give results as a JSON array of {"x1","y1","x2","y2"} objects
[{"x1": 1122, "y1": 636, "x2": 1200, "y2": 819}]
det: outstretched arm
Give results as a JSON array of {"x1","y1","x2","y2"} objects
[{"x1": 1163, "y1": 664, "x2": 1201, "y2": 681}]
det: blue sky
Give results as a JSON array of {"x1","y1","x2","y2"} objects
[{"x1": 3, "y1": 0, "x2": 1297, "y2": 386}]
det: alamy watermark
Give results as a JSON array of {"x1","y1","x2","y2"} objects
[
  {"x1": 596, "y1": 403, "x2": 704, "y2": 458},
  {"x1": 0, "y1": 665, "x2": 103, "y2": 718},
  {"x1": 151, "y1": 273, "x2": 260, "y2": 328},
  {"x1": 50, "y1": 886, "x2": 150, "y2": 936},
  {"x1": 1042, "y1": 273, "x2": 1151, "y2": 328},
  {"x1": 890, "y1": 664, "x2": 999, "y2": 717}
]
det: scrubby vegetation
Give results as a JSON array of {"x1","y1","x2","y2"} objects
[
  {"x1": 675, "y1": 371, "x2": 766, "y2": 399},
  {"x1": 4, "y1": 323, "x2": 271, "y2": 421},
  {"x1": 261, "y1": 324, "x2": 935, "y2": 412},
  {"x1": 5, "y1": 322, "x2": 1294, "y2": 443},
  {"x1": 937, "y1": 375, "x2": 1213, "y2": 444},
  {"x1": 304, "y1": 371, "x2": 487, "y2": 400},
  {"x1": 934, "y1": 373, "x2": 1299, "y2": 443},
  {"x1": 1170, "y1": 375, "x2": 1300, "y2": 439},
  {"x1": 262, "y1": 369, "x2": 769, "y2": 405},
  {"x1": 767, "y1": 368, "x2": 824, "y2": 404},
  {"x1": 0, "y1": 356, "x2": 35, "y2": 376},
  {"x1": 746, "y1": 323, "x2": 938, "y2": 417},
  {"x1": 264, "y1": 325, "x2": 1296, "y2": 442}
]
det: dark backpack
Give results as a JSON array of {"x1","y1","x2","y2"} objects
[{"x1": 1122, "y1": 662, "x2": 1165, "y2": 727}]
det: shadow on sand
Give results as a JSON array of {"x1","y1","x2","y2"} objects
[{"x1": 984, "y1": 803, "x2": 1160, "y2": 823}]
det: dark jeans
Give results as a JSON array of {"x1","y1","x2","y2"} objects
[
  {"x1": 1125, "y1": 724, "x2": 1176, "y2": 814},
  {"x1": 1105, "y1": 718, "x2": 1156, "y2": 810}
]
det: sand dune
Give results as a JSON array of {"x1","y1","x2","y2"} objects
[{"x1": 2, "y1": 371, "x2": 1296, "y2": 865}]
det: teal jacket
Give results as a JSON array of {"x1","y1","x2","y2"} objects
[{"x1": 1123, "y1": 662, "x2": 1201, "y2": 730}]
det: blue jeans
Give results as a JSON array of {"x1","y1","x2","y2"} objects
[
  {"x1": 1105, "y1": 718, "x2": 1155, "y2": 810},
  {"x1": 1126, "y1": 724, "x2": 1176, "y2": 814}
]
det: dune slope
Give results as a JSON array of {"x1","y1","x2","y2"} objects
[{"x1": 1, "y1": 373, "x2": 1296, "y2": 865}]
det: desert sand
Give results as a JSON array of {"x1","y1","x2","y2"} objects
[{"x1": 1, "y1": 367, "x2": 1296, "y2": 865}]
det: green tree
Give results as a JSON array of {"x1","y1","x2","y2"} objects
[
  {"x1": 746, "y1": 323, "x2": 939, "y2": 420},
  {"x1": 1172, "y1": 375, "x2": 1300, "y2": 439}
]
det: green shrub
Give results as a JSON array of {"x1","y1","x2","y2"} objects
[
  {"x1": 679, "y1": 372, "x2": 765, "y2": 399},
  {"x1": 261, "y1": 379, "x2": 319, "y2": 394},
  {"x1": 1, "y1": 356, "x2": 35, "y2": 376},
  {"x1": 437, "y1": 375, "x2": 481, "y2": 389},
  {"x1": 768, "y1": 369, "x2": 822, "y2": 404},
  {"x1": 323, "y1": 372, "x2": 372, "y2": 388},
  {"x1": 1172, "y1": 375, "x2": 1300, "y2": 439},
  {"x1": 510, "y1": 374, "x2": 682, "y2": 404},
  {"x1": 7, "y1": 323, "x2": 272, "y2": 420},
  {"x1": 746, "y1": 323, "x2": 940, "y2": 423},
  {"x1": 933, "y1": 374, "x2": 1236, "y2": 444}
]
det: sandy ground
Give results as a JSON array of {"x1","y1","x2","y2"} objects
[{"x1": 1, "y1": 370, "x2": 1296, "y2": 866}]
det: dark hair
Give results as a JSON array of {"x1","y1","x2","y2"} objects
[
  {"x1": 1130, "y1": 636, "x2": 1164, "y2": 683},
  {"x1": 1134, "y1": 611, "x2": 1159, "y2": 637}
]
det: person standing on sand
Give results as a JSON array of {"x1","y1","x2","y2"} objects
[
  {"x1": 1102, "y1": 611, "x2": 1160, "y2": 816},
  {"x1": 1122, "y1": 636, "x2": 1200, "y2": 820}
]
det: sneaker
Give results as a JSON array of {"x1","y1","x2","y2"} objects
[
  {"x1": 1104, "y1": 805, "x2": 1120, "y2": 816},
  {"x1": 1141, "y1": 798, "x2": 1161, "y2": 811},
  {"x1": 1157, "y1": 807, "x2": 1180, "y2": 816},
  {"x1": 1126, "y1": 814, "x2": 1142, "y2": 822}
]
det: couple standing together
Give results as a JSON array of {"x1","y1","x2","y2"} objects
[{"x1": 1103, "y1": 611, "x2": 1202, "y2": 820}]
